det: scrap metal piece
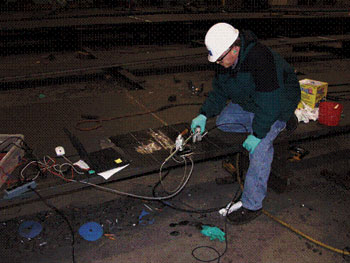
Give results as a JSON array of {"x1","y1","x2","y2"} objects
[
  {"x1": 288, "y1": 146, "x2": 309, "y2": 162},
  {"x1": 75, "y1": 47, "x2": 97, "y2": 60},
  {"x1": 188, "y1": 81, "x2": 204, "y2": 96}
]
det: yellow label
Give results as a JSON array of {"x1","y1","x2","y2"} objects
[{"x1": 114, "y1": 158, "x2": 122, "y2": 164}]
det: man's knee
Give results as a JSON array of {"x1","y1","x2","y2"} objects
[{"x1": 216, "y1": 116, "x2": 229, "y2": 131}]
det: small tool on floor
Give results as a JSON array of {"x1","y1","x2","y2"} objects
[
  {"x1": 222, "y1": 159, "x2": 237, "y2": 175},
  {"x1": 288, "y1": 146, "x2": 309, "y2": 162},
  {"x1": 104, "y1": 233, "x2": 116, "y2": 241},
  {"x1": 188, "y1": 81, "x2": 204, "y2": 96}
]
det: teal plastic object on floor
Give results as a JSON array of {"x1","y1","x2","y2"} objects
[{"x1": 200, "y1": 225, "x2": 225, "y2": 242}]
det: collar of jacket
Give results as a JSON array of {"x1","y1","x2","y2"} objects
[{"x1": 229, "y1": 32, "x2": 257, "y2": 76}]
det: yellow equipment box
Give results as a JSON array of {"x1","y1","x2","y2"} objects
[{"x1": 299, "y1": 79, "x2": 328, "y2": 108}]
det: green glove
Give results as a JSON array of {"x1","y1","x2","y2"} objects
[
  {"x1": 243, "y1": 135, "x2": 261, "y2": 154},
  {"x1": 200, "y1": 225, "x2": 225, "y2": 242},
  {"x1": 191, "y1": 114, "x2": 207, "y2": 134}
]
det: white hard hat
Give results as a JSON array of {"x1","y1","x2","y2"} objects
[{"x1": 205, "y1": 23, "x2": 239, "y2": 62}]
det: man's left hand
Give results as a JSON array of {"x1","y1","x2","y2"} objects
[{"x1": 243, "y1": 135, "x2": 261, "y2": 154}]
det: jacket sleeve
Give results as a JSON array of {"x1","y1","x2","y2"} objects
[{"x1": 200, "y1": 75, "x2": 230, "y2": 118}]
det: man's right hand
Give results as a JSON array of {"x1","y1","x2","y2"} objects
[{"x1": 191, "y1": 114, "x2": 207, "y2": 134}]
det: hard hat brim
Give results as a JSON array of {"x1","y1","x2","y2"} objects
[{"x1": 208, "y1": 54, "x2": 219, "y2": 63}]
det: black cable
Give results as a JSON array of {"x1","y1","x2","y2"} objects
[
  {"x1": 188, "y1": 151, "x2": 246, "y2": 262},
  {"x1": 152, "y1": 122, "x2": 248, "y2": 213},
  {"x1": 19, "y1": 121, "x2": 246, "y2": 262},
  {"x1": 152, "y1": 165, "x2": 242, "y2": 214},
  {"x1": 151, "y1": 151, "x2": 241, "y2": 262},
  {"x1": 29, "y1": 186, "x2": 76, "y2": 263},
  {"x1": 152, "y1": 126, "x2": 248, "y2": 262},
  {"x1": 152, "y1": 166, "x2": 236, "y2": 263},
  {"x1": 190, "y1": 183, "x2": 244, "y2": 262}
]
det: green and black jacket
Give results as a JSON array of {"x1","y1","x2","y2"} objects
[{"x1": 200, "y1": 30, "x2": 301, "y2": 139}]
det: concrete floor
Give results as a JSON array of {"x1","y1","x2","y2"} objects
[
  {"x1": 1, "y1": 157, "x2": 349, "y2": 263},
  {"x1": 0, "y1": 48, "x2": 350, "y2": 262}
]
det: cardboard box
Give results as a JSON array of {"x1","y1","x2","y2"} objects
[
  {"x1": 299, "y1": 79, "x2": 328, "y2": 108},
  {"x1": 0, "y1": 134, "x2": 25, "y2": 189}
]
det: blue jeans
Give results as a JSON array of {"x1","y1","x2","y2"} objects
[{"x1": 216, "y1": 102, "x2": 286, "y2": 210}]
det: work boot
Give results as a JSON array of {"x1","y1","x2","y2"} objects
[{"x1": 226, "y1": 206, "x2": 262, "y2": 225}]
